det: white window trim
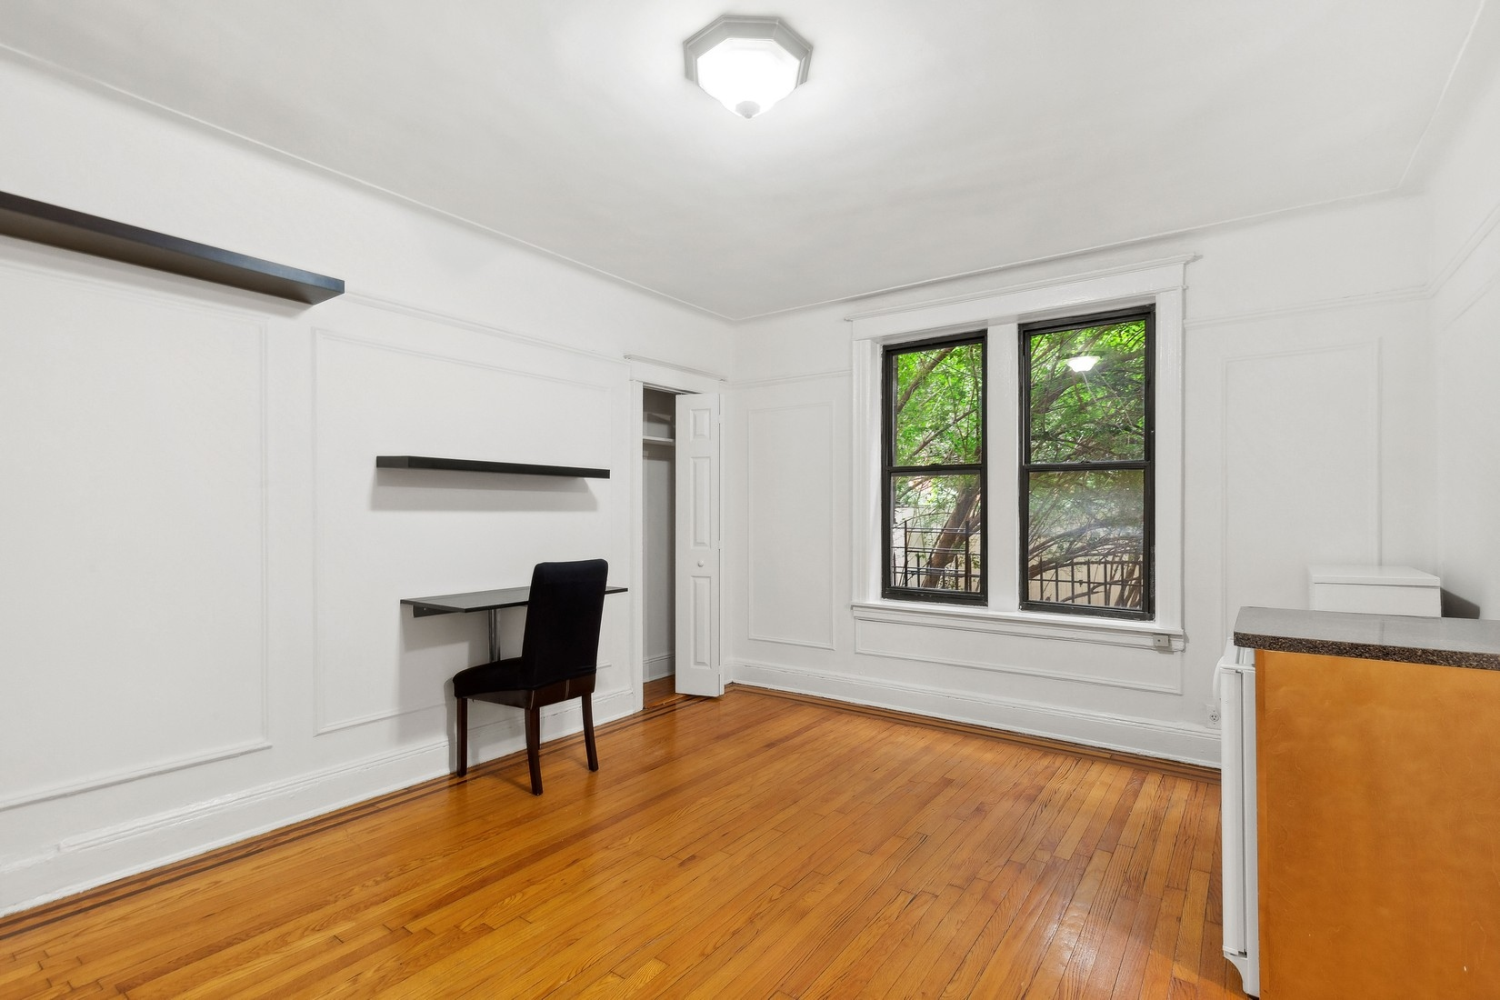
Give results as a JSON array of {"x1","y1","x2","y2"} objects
[{"x1": 848, "y1": 256, "x2": 1189, "y2": 650}]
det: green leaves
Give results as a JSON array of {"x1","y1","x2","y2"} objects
[
  {"x1": 892, "y1": 341, "x2": 983, "y2": 467},
  {"x1": 1027, "y1": 320, "x2": 1146, "y2": 464},
  {"x1": 882, "y1": 318, "x2": 1152, "y2": 610},
  {"x1": 1023, "y1": 316, "x2": 1150, "y2": 613},
  {"x1": 888, "y1": 338, "x2": 985, "y2": 596}
]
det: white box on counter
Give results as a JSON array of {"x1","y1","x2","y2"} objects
[{"x1": 1307, "y1": 565, "x2": 1440, "y2": 617}]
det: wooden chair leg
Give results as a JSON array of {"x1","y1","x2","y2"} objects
[
  {"x1": 582, "y1": 693, "x2": 599, "y2": 772},
  {"x1": 525, "y1": 706, "x2": 543, "y2": 795},
  {"x1": 456, "y1": 697, "x2": 468, "y2": 778}
]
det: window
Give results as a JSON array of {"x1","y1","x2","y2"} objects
[
  {"x1": 882, "y1": 334, "x2": 985, "y2": 603},
  {"x1": 1020, "y1": 309, "x2": 1153, "y2": 619},
  {"x1": 851, "y1": 257, "x2": 1186, "y2": 648}
]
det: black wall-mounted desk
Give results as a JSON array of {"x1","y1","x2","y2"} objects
[{"x1": 402, "y1": 585, "x2": 627, "y2": 660}]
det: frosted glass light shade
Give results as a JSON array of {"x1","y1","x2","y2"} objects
[
  {"x1": 1066, "y1": 355, "x2": 1100, "y2": 373},
  {"x1": 696, "y1": 38, "x2": 800, "y2": 117},
  {"x1": 685, "y1": 15, "x2": 812, "y2": 119}
]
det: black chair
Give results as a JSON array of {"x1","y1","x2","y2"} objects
[{"x1": 452, "y1": 559, "x2": 608, "y2": 794}]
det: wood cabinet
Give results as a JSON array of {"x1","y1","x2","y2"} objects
[{"x1": 1256, "y1": 648, "x2": 1500, "y2": 998}]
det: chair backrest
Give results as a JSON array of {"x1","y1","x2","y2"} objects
[{"x1": 518, "y1": 559, "x2": 609, "y2": 687}]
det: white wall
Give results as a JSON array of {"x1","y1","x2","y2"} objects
[
  {"x1": 726, "y1": 192, "x2": 1436, "y2": 766},
  {"x1": 1430, "y1": 59, "x2": 1500, "y2": 619},
  {"x1": 0, "y1": 58, "x2": 731, "y2": 914}
]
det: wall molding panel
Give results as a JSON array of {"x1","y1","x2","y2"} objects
[
  {"x1": 349, "y1": 291, "x2": 635, "y2": 368},
  {"x1": 0, "y1": 246, "x2": 301, "y2": 320},
  {"x1": 1429, "y1": 190, "x2": 1500, "y2": 298},
  {"x1": 1430, "y1": 216, "x2": 1500, "y2": 331},
  {"x1": 315, "y1": 661, "x2": 617, "y2": 738},
  {"x1": 727, "y1": 660, "x2": 1219, "y2": 766},
  {"x1": 1185, "y1": 187, "x2": 1500, "y2": 335},
  {"x1": 1217, "y1": 340, "x2": 1382, "y2": 641},
  {"x1": 313, "y1": 327, "x2": 619, "y2": 396},
  {"x1": 852, "y1": 618, "x2": 1182, "y2": 694},
  {"x1": 731, "y1": 369, "x2": 852, "y2": 390},
  {"x1": 0, "y1": 261, "x2": 272, "y2": 810},
  {"x1": 310, "y1": 328, "x2": 617, "y2": 735},
  {"x1": 1185, "y1": 285, "x2": 1428, "y2": 331},
  {"x1": 745, "y1": 400, "x2": 837, "y2": 651},
  {"x1": 0, "y1": 740, "x2": 273, "y2": 814},
  {"x1": 1437, "y1": 257, "x2": 1500, "y2": 331}
]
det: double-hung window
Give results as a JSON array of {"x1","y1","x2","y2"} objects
[
  {"x1": 878, "y1": 314, "x2": 1153, "y2": 615},
  {"x1": 882, "y1": 334, "x2": 986, "y2": 603},
  {"x1": 1020, "y1": 309, "x2": 1153, "y2": 619},
  {"x1": 855, "y1": 257, "x2": 1185, "y2": 646}
]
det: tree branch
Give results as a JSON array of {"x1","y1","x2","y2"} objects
[{"x1": 894, "y1": 347, "x2": 954, "y2": 414}]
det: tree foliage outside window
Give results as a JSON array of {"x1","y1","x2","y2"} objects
[
  {"x1": 883, "y1": 336, "x2": 985, "y2": 601},
  {"x1": 1022, "y1": 311, "x2": 1152, "y2": 617},
  {"x1": 880, "y1": 313, "x2": 1152, "y2": 615}
]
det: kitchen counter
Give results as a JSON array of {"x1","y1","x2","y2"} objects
[
  {"x1": 1234, "y1": 605, "x2": 1500, "y2": 998},
  {"x1": 1233, "y1": 605, "x2": 1500, "y2": 670}
]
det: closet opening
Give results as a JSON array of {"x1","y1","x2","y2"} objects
[{"x1": 641, "y1": 387, "x2": 677, "y2": 708}]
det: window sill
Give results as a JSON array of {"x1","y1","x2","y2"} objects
[{"x1": 850, "y1": 600, "x2": 1184, "y2": 651}]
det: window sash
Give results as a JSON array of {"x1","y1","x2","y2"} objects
[
  {"x1": 882, "y1": 332, "x2": 987, "y2": 604},
  {"x1": 1018, "y1": 308, "x2": 1154, "y2": 619}
]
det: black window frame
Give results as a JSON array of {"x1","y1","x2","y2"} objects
[
  {"x1": 1018, "y1": 307, "x2": 1155, "y2": 620},
  {"x1": 881, "y1": 331, "x2": 988, "y2": 605}
]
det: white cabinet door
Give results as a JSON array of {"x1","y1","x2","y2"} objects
[{"x1": 674, "y1": 392, "x2": 723, "y2": 696}]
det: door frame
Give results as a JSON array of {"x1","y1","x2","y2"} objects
[{"x1": 627, "y1": 357, "x2": 725, "y2": 713}]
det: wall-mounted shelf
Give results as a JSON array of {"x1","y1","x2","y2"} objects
[
  {"x1": 376, "y1": 456, "x2": 610, "y2": 479},
  {"x1": 0, "y1": 190, "x2": 344, "y2": 304}
]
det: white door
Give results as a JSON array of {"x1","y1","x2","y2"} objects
[{"x1": 674, "y1": 392, "x2": 722, "y2": 696}]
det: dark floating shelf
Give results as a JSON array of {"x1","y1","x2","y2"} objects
[
  {"x1": 376, "y1": 456, "x2": 610, "y2": 479},
  {"x1": 0, "y1": 190, "x2": 344, "y2": 304}
]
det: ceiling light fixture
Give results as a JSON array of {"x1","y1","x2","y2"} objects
[
  {"x1": 684, "y1": 15, "x2": 812, "y2": 119},
  {"x1": 1066, "y1": 355, "x2": 1101, "y2": 373}
]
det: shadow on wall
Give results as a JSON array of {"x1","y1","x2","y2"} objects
[
  {"x1": 371, "y1": 468, "x2": 599, "y2": 512},
  {"x1": 1441, "y1": 589, "x2": 1481, "y2": 619}
]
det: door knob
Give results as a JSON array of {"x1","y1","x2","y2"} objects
[{"x1": 697, "y1": 559, "x2": 705, "y2": 567}]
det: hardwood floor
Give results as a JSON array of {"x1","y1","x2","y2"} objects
[
  {"x1": 642, "y1": 675, "x2": 678, "y2": 708},
  {"x1": 0, "y1": 688, "x2": 1247, "y2": 999}
]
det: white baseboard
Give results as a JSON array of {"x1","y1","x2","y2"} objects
[
  {"x1": 1, "y1": 688, "x2": 635, "y2": 917},
  {"x1": 727, "y1": 660, "x2": 1220, "y2": 768},
  {"x1": 644, "y1": 653, "x2": 675, "y2": 681}
]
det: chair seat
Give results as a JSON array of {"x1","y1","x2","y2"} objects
[
  {"x1": 454, "y1": 658, "x2": 597, "y2": 699},
  {"x1": 453, "y1": 657, "x2": 526, "y2": 699}
]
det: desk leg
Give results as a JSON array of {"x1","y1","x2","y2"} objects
[{"x1": 488, "y1": 610, "x2": 502, "y2": 663}]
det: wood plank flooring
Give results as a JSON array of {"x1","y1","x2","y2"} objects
[
  {"x1": 0, "y1": 688, "x2": 1248, "y2": 999},
  {"x1": 642, "y1": 676, "x2": 678, "y2": 708}
]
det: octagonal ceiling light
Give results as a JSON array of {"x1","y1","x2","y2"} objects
[{"x1": 684, "y1": 15, "x2": 812, "y2": 119}]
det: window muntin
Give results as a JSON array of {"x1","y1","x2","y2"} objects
[
  {"x1": 1020, "y1": 309, "x2": 1153, "y2": 618},
  {"x1": 882, "y1": 335, "x2": 986, "y2": 603}
]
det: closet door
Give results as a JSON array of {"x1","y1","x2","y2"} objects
[{"x1": 674, "y1": 392, "x2": 722, "y2": 697}]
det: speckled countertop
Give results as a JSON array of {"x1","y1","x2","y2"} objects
[{"x1": 1234, "y1": 606, "x2": 1500, "y2": 670}]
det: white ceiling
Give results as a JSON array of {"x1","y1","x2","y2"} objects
[{"x1": 0, "y1": 0, "x2": 1490, "y2": 319}]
